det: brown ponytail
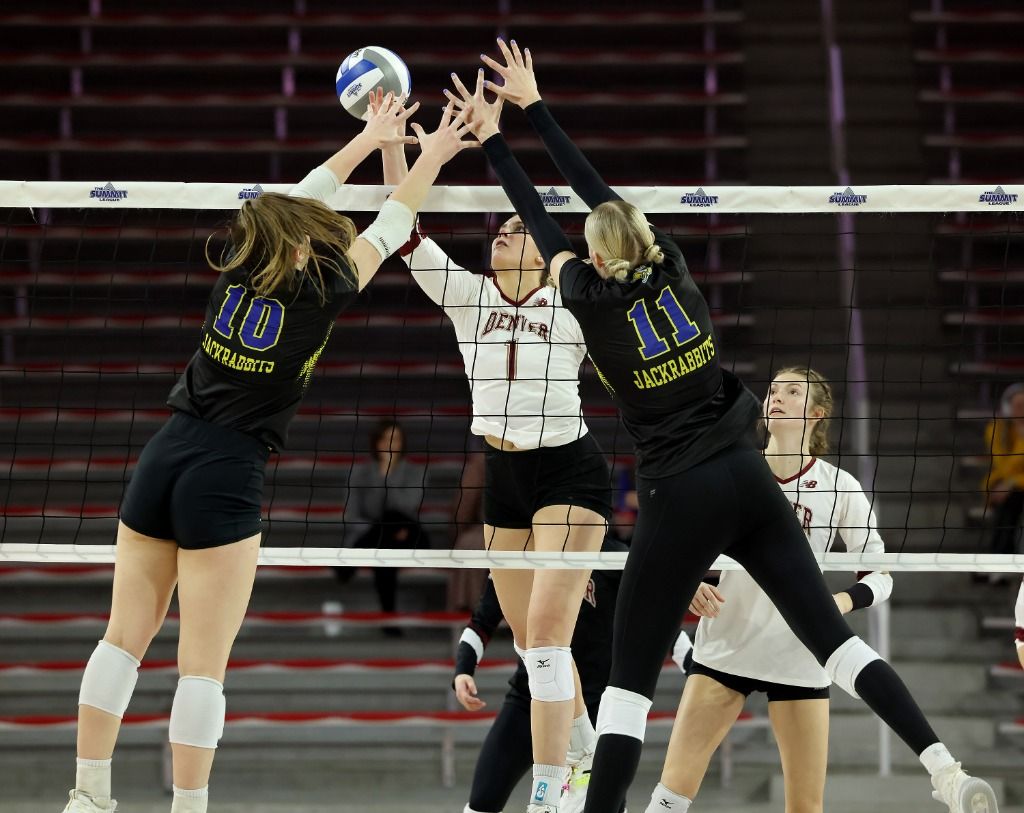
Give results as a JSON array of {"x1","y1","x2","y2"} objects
[{"x1": 206, "y1": 192, "x2": 358, "y2": 303}]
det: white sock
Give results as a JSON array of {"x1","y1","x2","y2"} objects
[
  {"x1": 645, "y1": 782, "x2": 692, "y2": 813},
  {"x1": 568, "y1": 712, "x2": 597, "y2": 761},
  {"x1": 531, "y1": 764, "x2": 566, "y2": 808},
  {"x1": 171, "y1": 785, "x2": 209, "y2": 813},
  {"x1": 75, "y1": 757, "x2": 111, "y2": 800},
  {"x1": 919, "y1": 742, "x2": 957, "y2": 776}
]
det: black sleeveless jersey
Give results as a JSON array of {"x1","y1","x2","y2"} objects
[
  {"x1": 167, "y1": 247, "x2": 358, "y2": 451},
  {"x1": 559, "y1": 226, "x2": 759, "y2": 478}
]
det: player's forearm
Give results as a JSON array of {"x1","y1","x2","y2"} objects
[
  {"x1": 321, "y1": 132, "x2": 378, "y2": 187},
  {"x1": 480, "y1": 133, "x2": 573, "y2": 264},
  {"x1": 387, "y1": 152, "x2": 444, "y2": 216},
  {"x1": 382, "y1": 143, "x2": 410, "y2": 186},
  {"x1": 524, "y1": 100, "x2": 620, "y2": 209}
]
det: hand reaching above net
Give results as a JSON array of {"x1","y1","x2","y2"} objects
[
  {"x1": 481, "y1": 37, "x2": 542, "y2": 109},
  {"x1": 445, "y1": 68, "x2": 504, "y2": 142},
  {"x1": 363, "y1": 88, "x2": 420, "y2": 149}
]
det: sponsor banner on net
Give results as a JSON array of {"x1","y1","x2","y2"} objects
[
  {"x1": 238, "y1": 184, "x2": 265, "y2": 200},
  {"x1": 679, "y1": 187, "x2": 719, "y2": 208},
  {"x1": 539, "y1": 187, "x2": 571, "y2": 207},
  {"x1": 89, "y1": 182, "x2": 128, "y2": 202},
  {"x1": 979, "y1": 186, "x2": 1019, "y2": 206},
  {"x1": 828, "y1": 187, "x2": 868, "y2": 207}
]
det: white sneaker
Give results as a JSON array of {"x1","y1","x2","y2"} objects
[
  {"x1": 931, "y1": 763, "x2": 999, "y2": 813},
  {"x1": 62, "y1": 790, "x2": 117, "y2": 813},
  {"x1": 527, "y1": 806, "x2": 559, "y2": 813},
  {"x1": 561, "y1": 750, "x2": 593, "y2": 813}
]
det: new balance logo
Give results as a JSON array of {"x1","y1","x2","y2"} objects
[
  {"x1": 828, "y1": 187, "x2": 867, "y2": 207},
  {"x1": 539, "y1": 187, "x2": 571, "y2": 207},
  {"x1": 800, "y1": 480, "x2": 818, "y2": 489},
  {"x1": 89, "y1": 182, "x2": 127, "y2": 201}
]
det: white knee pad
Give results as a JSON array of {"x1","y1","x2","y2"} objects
[
  {"x1": 825, "y1": 636, "x2": 881, "y2": 699},
  {"x1": 595, "y1": 686, "x2": 652, "y2": 742},
  {"x1": 513, "y1": 642, "x2": 527, "y2": 664},
  {"x1": 168, "y1": 676, "x2": 226, "y2": 749},
  {"x1": 78, "y1": 639, "x2": 140, "y2": 718},
  {"x1": 525, "y1": 646, "x2": 575, "y2": 703}
]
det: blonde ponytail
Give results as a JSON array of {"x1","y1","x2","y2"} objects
[{"x1": 584, "y1": 200, "x2": 663, "y2": 282}]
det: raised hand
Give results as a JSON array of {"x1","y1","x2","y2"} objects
[
  {"x1": 409, "y1": 99, "x2": 478, "y2": 166},
  {"x1": 362, "y1": 87, "x2": 420, "y2": 149},
  {"x1": 480, "y1": 37, "x2": 541, "y2": 109},
  {"x1": 444, "y1": 68, "x2": 504, "y2": 141}
]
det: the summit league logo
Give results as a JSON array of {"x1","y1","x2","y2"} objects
[
  {"x1": 539, "y1": 187, "x2": 571, "y2": 207},
  {"x1": 979, "y1": 186, "x2": 1018, "y2": 206},
  {"x1": 89, "y1": 182, "x2": 128, "y2": 202},
  {"x1": 238, "y1": 184, "x2": 264, "y2": 200},
  {"x1": 829, "y1": 187, "x2": 867, "y2": 207},
  {"x1": 680, "y1": 187, "x2": 719, "y2": 208}
]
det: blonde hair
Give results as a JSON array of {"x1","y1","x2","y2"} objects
[
  {"x1": 206, "y1": 192, "x2": 358, "y2": 303},
  {"x1": 584, "y1": 200, "x2": 665, "y2": 282},
  {"x1": 771, "y1": 367, "x2": 834, "y2": 455}
]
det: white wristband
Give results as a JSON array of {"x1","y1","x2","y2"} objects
[
  {"x1": 358, "y1": 199, "x2": 416, "y2": 261},
  {"x1": 289, "y1": 165, "x2": 340, "y2": 203}
]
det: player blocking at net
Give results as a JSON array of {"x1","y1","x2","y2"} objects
[
  {"x1": 448, "y1": 39, "x2": 1000, "y2": 813},
  {"x1": 664, "y1": 368, "x2": 895, "y2": 813},
  {"x1": 372, "y1": 91, "x2": 613, "y2": 812},
  {"x1": 60, "y1": 93, "x2": 476, "y2": 813}
]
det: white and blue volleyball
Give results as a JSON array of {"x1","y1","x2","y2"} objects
[{"x1": 336, "y1": 46, "x2": 412, "y2": 120}]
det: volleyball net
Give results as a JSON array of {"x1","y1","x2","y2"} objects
[{"x1": 1, "y1": 181, "x2": 1022, "y2": 573}]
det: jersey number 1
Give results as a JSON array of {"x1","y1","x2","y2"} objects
[
  {"x1": 212, "y1": 284, "x2": 285, "y2": 351},
  {"x1": 626, "y1": 286, "x2": 699, "y2": 360}
]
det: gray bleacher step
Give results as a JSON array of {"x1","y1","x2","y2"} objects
[
  {"x1": 770, "y1": 772, "x2": 1005, "y2": 807},
  {"x1": 828, "y1": 661, "x2": 990, "y2": 714},
  {"x1": 827, "y1": 712, "x2": 998, "y2": 759}
]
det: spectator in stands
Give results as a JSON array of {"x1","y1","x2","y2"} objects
[
  {"x1": 984, "y1": 383, "x2": 1024, "y2": 559},
  {"x1": 447, "y1": 441, "x2": 488, "y2": 611},
  {"x1": 337, "y1": 418, "x2": 429, "y2": 631}
]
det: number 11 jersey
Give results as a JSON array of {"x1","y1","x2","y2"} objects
[
  {"x1": 559, "y1": 226, "x2": 759, "y2": 478},
  {"x1": 404, "y1": 237, "x2": 588, "y2": 449}
]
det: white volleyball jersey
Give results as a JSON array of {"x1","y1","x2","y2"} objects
[
  {"x1": 693, "y1": 457, "x2": 892, "y2": 687},
  {"x1": 404, "y1": 237, "x2": 588, "y2": 448},
  {"x1": 1015, "y1": 578, "x2": 1023, "y2": 651}
]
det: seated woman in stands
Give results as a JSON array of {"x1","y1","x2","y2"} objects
[
  {"x1": 336, "y1": 418, "x2": 430, "y2": 629},
  {"x1": 983, "y1": 382, "x2": 1024, "y2": 561}
]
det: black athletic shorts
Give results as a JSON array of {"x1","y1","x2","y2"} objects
[
  {"x1": 483, "y1": 433, "x2": 612, "y2": 529},
  {"x1": 689, "y1": 660, "x2": 830, "y2": 702},
  {"x1": 119, "y1": 411, "x2": 270, "y2": 550}
]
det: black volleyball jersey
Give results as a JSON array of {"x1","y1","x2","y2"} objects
[
  {"x1": 167, "y1": 248, "x2": 358, "y2": 451},
  {"x1": 559, "y1": 226, "x2": 759, "y2": 478}
]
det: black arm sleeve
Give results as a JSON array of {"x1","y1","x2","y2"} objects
[
  {"x1": 453, "y1": 578, "x2": 505, "y2": 680},
  {"x1": 524, "y1": 100, "x2": 621, "y2": 209},
  {"x1": 840, "y1": 581, "x2": 877, "y2": 612},
  {"x1": 480, "y1": 133, "x2": 574, "y2": 265}
]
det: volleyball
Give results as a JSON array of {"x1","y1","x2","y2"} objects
[{"x1": 335, "y1": 46, "x2": 412, "y2": 120}]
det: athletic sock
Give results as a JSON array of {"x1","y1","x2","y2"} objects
[
  {"x1": 919, "y1": 742, "x2": 957, "y2": 776},
  {"x1": 531, "y1": 764, "x2": 567, "y2": 808},
  {"x1": 583, "y1": 734, "x2": 642, "y2": 813},
  {"x1": 171, "y1": 785, "x2": 209, "y2": 813},
  {"x1": 644, "y1": 783, "x2": 692, "y2": 813},
  {"x1": 852, "y1": 659, "x2": 939, "y2": 755},
  {"x1": 75, "y1": 757, "x2": 112, "y2": 800},
  {"x1": 568, "y1": 712, "x2": 597, "y2": 762}
]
